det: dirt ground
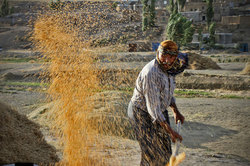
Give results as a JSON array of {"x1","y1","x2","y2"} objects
[
  {"x1": 99, "y1": 97, "x2": 250, "y2": 166},
  {"x1": 0, "y1": 56, "x2": 250, "y2": 165},
  {"x1": 1, "y1": 87, "x2": 249, "y2": 166}
]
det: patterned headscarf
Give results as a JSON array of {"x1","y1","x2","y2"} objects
[{"x1": 156, "y1": 40, "x2": 188, "y2": 76}]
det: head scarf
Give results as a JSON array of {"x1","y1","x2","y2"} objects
[{"x1": 156, "y1": 40, "x2": 188, "y2": 76}]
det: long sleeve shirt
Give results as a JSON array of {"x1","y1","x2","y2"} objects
[{"x1": 131, "y1": 59, "x2": 176, "y2": 123}]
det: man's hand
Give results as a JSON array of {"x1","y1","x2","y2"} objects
[
  {"x1": 170, "y1": 101, "x2": 185, "y2": 124},
  {"x1": 174, "y1": 111, "x2": 185, "y2": 124},
  {"x1": 160, "y1": 121, "x2": 183, "y2": 143},
  {"x1": 170, "y1": 129, "x2": 182, "y2": 143}
]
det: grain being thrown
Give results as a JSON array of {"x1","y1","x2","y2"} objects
[
  {"x1": 33, "y1": 11, "x2": 103, "y2": 166},
  {"x1": 32, "y1": 1, "x2": 134, "y2": 165}
]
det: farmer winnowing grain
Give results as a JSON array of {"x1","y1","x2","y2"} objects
[{"x1": 128, "y1": 40, "x2": 188, "y2": 166}]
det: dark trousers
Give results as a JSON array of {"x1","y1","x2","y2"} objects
[{"x1": 133, "y1": 106, "x2": 172, "y2": 166}]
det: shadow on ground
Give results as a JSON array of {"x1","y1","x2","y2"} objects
[{"x1": 169, "y1": 118, "x2": 238, "y2": 149}]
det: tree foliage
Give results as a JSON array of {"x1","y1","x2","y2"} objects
[
  {"x1": 166, "y1": 13, "x2": 194, "y2": 46},
  {"x1": 198, "y1": 27, "x2": 203, "y2": 50},
  {"x1": 167, "y1": 0, "x2": 175, "y2": 14},
  {"x1": 142, "y1": 0, "x2": 156, "y2": 31},
  {"x1": 198, "y1": 28, "x2": 203, "y2": 42},
  {"x1": 183, "y1": 23, "x2": 195, "y2": 44},
  {"x1": 168, "y1": 0, "x2": 186, "y2": 14},
  {"x1": 149, "y1": 0, "x2": 156, "y2": 27},
  {"x1": 166, "y1": 0, "x2": 194, "y2": 46},
  {"x1": 0, "y1": 0, "x2": 11, "y2": 17},
  {"x1": 206, "y1": 0, "x2": 214, "y2": 28},
  {"x1": 208, "y1": 22, "x2": 216, "y2": 47},
  {"x1": 142, "y1": 0, "x2": 149, "y2": 31},
  {"x1": 142, "y1": 16, "x2": 148, "y2": 31},
  {"x1": 177, "y1": 0, "x2": 186, "y2": 12}
]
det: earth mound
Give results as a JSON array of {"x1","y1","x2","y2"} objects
[{"x1": 0, "y1": 101, "x2": 59, "y2": 165}]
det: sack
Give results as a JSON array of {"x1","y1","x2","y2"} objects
[{"x1": 127, "y1": 100, "x2": 134, "y2": 120}]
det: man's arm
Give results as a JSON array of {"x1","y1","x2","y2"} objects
[
  {"x1": 160, "y1": 121, "x2": 182, "y2": 143},
  {"x1": 160, "y1": 99, "x2": 184, "y2": 143},
  {"x1": 169, "y1": 99, "x2": 185, "y2": 124}
]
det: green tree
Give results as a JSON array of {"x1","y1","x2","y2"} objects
[
  {"x1": 142, "y1": 0, "x2": 149, "y2": 31},
  {"x1": 208, "y1": 22, "x2": 216, "y2": 47},
  {"x1": 177, "y1": 0, "x2": 186, "y2": 12},
  {"x1": 206, "y1": 0, "x2": 214, "y2": 28},
  {"x1": 183, "y1": 22, "x2": 195, "y2": 44},
  {"x1": 166, "y1": 13, "x2": 194, "y2": 46},
  {"x1": 149, "y1": 0, "x2": 156, "y2": 27},
  {"x1": 198, "y1": 27, "x2": 203, "y2": 53},
  {"x1": 142, "y1": 0, "x2": 156, "y2": 31},
  {"x1": 173, "y1": 1, "x2": 178, "y2": 15},
  {"x1": 165, "y1": 0, "x2": 193, "y2": 46},
  {"x1": 167, "y1": 0, "x2": 174, "y2": 14},
  {"x1": 168, "y1": 0, "x2": 186, "y2": 14},
  {"x1": 142, "y1": 16, "x2": 148, "y2": 31},
  {"x1": 0, "y1": 0, "x2": 10, "y2": 17}
]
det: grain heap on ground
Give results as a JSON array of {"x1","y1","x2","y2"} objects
[
  {"x1": 240, "y1": 62, "x2": 250, "y2": 75},
  {"x1": 185, "y1": 52, "x2": 221, "y2": 70},
  {"x1": 0, "y1": 101, "x2": 58, "y2": 165}
]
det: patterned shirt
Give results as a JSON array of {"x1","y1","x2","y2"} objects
[{"x1": 131, "y1": 59, "x2": 176, "y2": 123}]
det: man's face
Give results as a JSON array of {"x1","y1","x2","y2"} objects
[{"x1": 159, "y1": 52, "x2": 177, "y2": 70}]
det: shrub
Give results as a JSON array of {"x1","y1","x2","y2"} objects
[
  {"x1": 49, "y1": 0, "x2": 63, "y2": 10},
  {"x1": 0, "y1": 0, "x2": 12, "y2": 17}
]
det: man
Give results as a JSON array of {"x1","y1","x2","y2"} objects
[{"x1": 129, "y1": 40, "x2": 188, "y2": 166}]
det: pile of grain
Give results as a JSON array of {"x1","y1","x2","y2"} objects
[
  {"x1": 28, "y1": 91, "x2": 134, "y2": 140},
  {"x1": 185, "y1": 52, "x2": 221, "y2": 70},
  {"x1": 240, "y1": 62, "x2": 250, "y2": 75},
  {"x1": 0, "y1": 101, "x2": 58, "y2": 165}
]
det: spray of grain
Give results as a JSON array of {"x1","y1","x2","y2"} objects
[
  {"x1": 33, "y1": 13, "x2": 103, "y2": 164},
  {"x1": 32, "y1": 1, "x2": 136, "y2": 165}
]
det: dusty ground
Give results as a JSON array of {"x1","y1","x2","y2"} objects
[
  {"x1": 100, "y1": 96, "x2": 250, "y2": 166},
  {"x1": 0, "y1": 53, "x2": 249, "y2": 165},
  {"x1": 1, "y1": 89, "x2": 250, "y2": 166}
]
